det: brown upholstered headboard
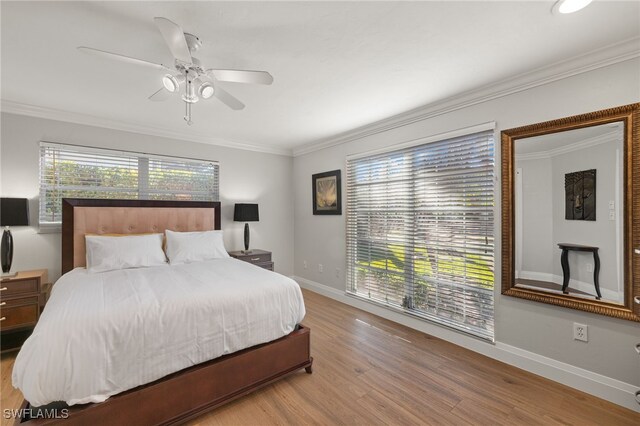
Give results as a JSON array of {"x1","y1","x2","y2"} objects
[{"x1": 61, "y1": 199, "x2": 221, "y2": 274}]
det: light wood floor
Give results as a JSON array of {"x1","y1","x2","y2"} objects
[{"x1": 2, "y1": 289, "x2": 639, "y2": 425}]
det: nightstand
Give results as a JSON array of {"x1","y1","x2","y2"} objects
[
  {"x1": 1, "y1": 269, "x2": 48, "y2": 353},
  {"x1": 228, "y1": 249, "x2": 274, "y2": 271}
]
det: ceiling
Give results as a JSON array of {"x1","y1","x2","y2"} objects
[{"x1": 1, "y1": 1, "x2": 639, "y2": 154}]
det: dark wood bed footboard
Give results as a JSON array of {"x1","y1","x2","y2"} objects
[{"x1": 16, "y1": 325, "x2": 313, "y2": 426}]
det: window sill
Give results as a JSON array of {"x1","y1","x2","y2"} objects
[{"x1": 38, "y1": 223, "x2": 61, "y2": 234}]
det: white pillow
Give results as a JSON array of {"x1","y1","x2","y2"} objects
[
  {"x1": 85, "y1": 234, "x2": 167, "y2": 273},
  {"x1": 165, "y1": 230, "x2": 229, "y2": 264}
]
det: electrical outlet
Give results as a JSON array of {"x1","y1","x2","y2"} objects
[
  {"x1": 609, "y1": 210, "x2": 615, "y2": 221},
  {"x1": 335, "y1": 268, "x2": 340, "y2": 279},
  {"x1": 318, "y1": 264, "x2": 323, "y2": 273},
  {"x1": 573, "y1": 323, "x2": 588, "y2": 342},
  {"x1": 303, "y1": 260, "x2": 307, "y2": 269},
  {"x1": 586, "y1": 263, "x2": 593, "y2": 273}
]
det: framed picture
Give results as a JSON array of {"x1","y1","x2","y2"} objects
[
  {"x1": 312, "y1": 170, "x2": 342, "y2": 215},
  {"x1": 565, "y1": 169, "x2": 596, "y2": 221}
]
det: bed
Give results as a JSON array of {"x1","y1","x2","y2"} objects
[{"x1": 13, "y1": 198, "x2": 313, "y2": 425}]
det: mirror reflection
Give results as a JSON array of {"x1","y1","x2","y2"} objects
[{"x1": 514, "y1": 122, "x2": 624, "y2": 305}]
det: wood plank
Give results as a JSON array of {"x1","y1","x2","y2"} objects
[{"x1": 2, "y1": 289, "x2": 639, "y2": 425}]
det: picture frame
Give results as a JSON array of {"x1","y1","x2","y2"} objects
[
  {"x1": 312, "y1": 170, "x2": 342, "y2": 215},
  {"x1": 565, "y1": 169, "x2": 596, "y2": 221}
]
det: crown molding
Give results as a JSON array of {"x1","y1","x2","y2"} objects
[
  {"x1": 3, "y1": 37, "x2": 638, "y2": 159},
  {"x1": 515, "y1": 130, "x2": 620, "y2": 161},
  {"x1": 0, "y1": 100, "x2": 293, "y2": 157},
  {"x1": 293, "y1": 37, "x2": 640, "y2": 157}
]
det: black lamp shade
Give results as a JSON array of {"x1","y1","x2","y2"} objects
[
  {"x1": 234, "y1": 203, "x2": 259, "y2": 222},
  {"x1": 1, "y1": 198, "x2": 30, "y2": 227}
]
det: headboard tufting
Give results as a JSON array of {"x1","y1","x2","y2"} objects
[{"x1": 61, "y1": 199, "x2": 221, "y2": 274}]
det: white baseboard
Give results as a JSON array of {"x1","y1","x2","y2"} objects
[
  {"x1": 518, "y1": 270, "x2": 620, "y2": 303},
  {"x1": 292, "y1": 275, "x2": 640, "y2": 413},
  {"x1": 517, "y1": 270, "x2": 557, "y2": 283}
]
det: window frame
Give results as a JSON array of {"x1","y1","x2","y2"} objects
[
  {"x1": 345, "y1": 123, "x2": 496, "y2": 340},
  {"x1": 38, "y1": 142, "x2": 219, "y2": 232}
]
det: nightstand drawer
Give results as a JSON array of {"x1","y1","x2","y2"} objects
[
  {"x1": 1, "y1": 302, "x2": 38, "y2": 331},
  {"x1": 228, "y1": 249, "x2": 274, "y2": 271},
  {"x1": 0, "y1": 270, "x2": 47, "y2": 353},
  {"x1": 244, "y1": 253, "x2": 271, "y2": 263},
  {"x1": 1, "y1": 295, "x2": 39, "y2": 309},
  {"x1": 0, "y1": 278, "x2": 39, "y2": 298},
  {"x1": 257, "y1": 261, "x2": 274, "y2": 271}
]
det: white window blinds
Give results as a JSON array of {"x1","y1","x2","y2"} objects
[
  {"x1": 39, "y1": 142, "x2": 219, "y2": 225},
  {"x1": 346, "y1": 129, "x2": 495, "y2": 340}
]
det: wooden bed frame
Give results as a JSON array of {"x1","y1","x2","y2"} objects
[{"x1": 17, "y1": 198, "x2": 313, "y2": 425}]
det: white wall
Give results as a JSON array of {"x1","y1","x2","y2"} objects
[
  {"x1": 292, "y1": 58, "x2": 640, "y2": 389},
  {"x1": 519, "y1": 156, "x2": 554, "y2": 277},
  {"x1": 0, "y1": 113, "x2": 294, "y2": 280}
]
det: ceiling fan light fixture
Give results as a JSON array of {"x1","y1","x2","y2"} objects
[
  {"x1": 162, "y1": 74, "x2": 179, "y2": 92},
  {"x1": 199, "y1": 82, "x2": 215, "y2": 99},
  {"x1": 552, "y1": 0, "x2": 592, "y2": 14}
]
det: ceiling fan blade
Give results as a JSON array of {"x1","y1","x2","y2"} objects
[
  {"x1": 213, "y1": 86, "x2": 245, "y2": 110},
  {"x1": 154, "y1": 17, "x2": 192, "y2": 64},
  {"x1": 78, "y1": 47, "x2": 171, "y2": 71},
  {"x1": 208, "y1": 69, "x2": 273, "y2": 85},
  {"x1": 148, "y1": 87, "x2": 172, "y2": 102}
]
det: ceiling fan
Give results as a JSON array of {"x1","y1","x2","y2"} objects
[{"x1": 78, "y1": 17, "x2": 273, "y2": 125}]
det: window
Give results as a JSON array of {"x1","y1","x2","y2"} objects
[
  {"x1": 39, "y1": 142, "x2": 219, "y2": 225},
  {"x1": 346, "y1": 128, "x2": 495, "y2": 340}
]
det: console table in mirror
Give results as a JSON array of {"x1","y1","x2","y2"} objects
[{"x1": 501, "y1": 103, "x2": 640, "y2": 321}]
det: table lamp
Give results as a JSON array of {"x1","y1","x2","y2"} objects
[
  {"x1": 1, "y1": 198, "x2": 30, "y2": 277},
  {"x1": 234, "y1": 203, "x2": 259, "y2": 253}
]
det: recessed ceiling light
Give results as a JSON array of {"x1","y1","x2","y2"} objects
[{"x1": 552, "y1": 0, "x2": 593, "y2": 14}]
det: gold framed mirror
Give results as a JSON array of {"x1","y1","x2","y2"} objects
[{"x1": 501, "y1": 103, "x2": 640, "y2": 321}]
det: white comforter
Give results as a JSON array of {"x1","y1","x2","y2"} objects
[{"x1": 12, "y1": 258, "x2": 306, "y2": 407}]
